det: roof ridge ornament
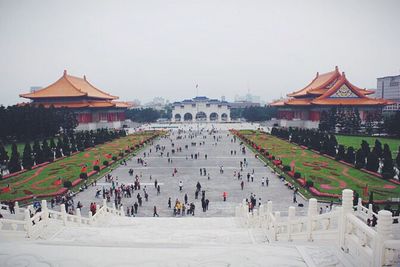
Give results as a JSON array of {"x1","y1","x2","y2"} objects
[
  {"x1": 84, "y1": 75, "x2": 87, "y2": 81},
  {"x1": 335, "y1": 66, "x2": 339, "y2": 72},
  {"x1": 63, "y1": 70, "x2": 67, "y2": 77},
  {"x1": 342, "y1": 71, "x2": 346, "y2": 78},
  {"x1": 316, "y1": 72, "x2": 319, "y2": 77}
]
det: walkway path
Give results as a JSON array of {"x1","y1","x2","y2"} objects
[{"x1": 73, "y1": 125, "x2": 309, "y2": 217}]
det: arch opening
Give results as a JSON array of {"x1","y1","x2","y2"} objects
[
  {"x1": 195, "y1": 112, "x2": 207, "y2": 121},
  {"x1": 209, "y1": 112, "x2": 219, "y2": 121},
  {"x1": 174, "y1": 114, "x2": 181, "y2": 122},
  {"x1": 221, "y1": 113, "x2": 228, "y2": 122},
  {"x1": 184, "y1": 113, "x2": 193, "y2": 121}
]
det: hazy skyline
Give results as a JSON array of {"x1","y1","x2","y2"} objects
[{"x1": 0, "y1": 0, "x2": 399, "y2": 106}]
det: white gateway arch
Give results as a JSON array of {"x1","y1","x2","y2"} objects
[{"x1": 172, "y1": 96, "x2": 231, "y2": 123}]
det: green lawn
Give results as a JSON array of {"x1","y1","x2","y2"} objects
[
  {"x1": 0, "y1": 131, "x2": 159, "y2": 201},
  {"x1": 336, "y1": 135, "x2": 400, "y2": 158},
  {"x1": 239, "y1": 130, "x2": 400, "y2": 201}
]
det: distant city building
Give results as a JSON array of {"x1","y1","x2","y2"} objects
[
  {"x1": 376, "y1": 74, "x2": 400, "y2": 112},
  {"x1": 270, "y1": 66, "x2": 391, "y2": 129},
  {"x1": 229, "y1": 101, "x2": 261, "y2": 109},
  {"x1": 143, "y1": 97, "x2": 167, "y2": 111},
  {"x1": 20, "y1": 70, "x2": 131, "y2": 130},
  {"x1": 172, "y1": 96, "x2": 230, "y2": 122},
  {"x1": 234, "y1": 93, "x2": 261, "y2": 104}
]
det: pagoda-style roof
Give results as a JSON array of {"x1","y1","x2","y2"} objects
[
  {"x1": 271, "y1": 67, "x2": 391, "y2": 107},
  {"x1": 20, "y1": 70, "x2": 118, "y2": 100},
  {"x1": 18, "y1": 100, "x2": 132, "y2": 109}
]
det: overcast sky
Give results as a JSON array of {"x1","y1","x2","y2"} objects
[{"x1": 0, "y1": 0, "x2": 399, "y2": 106}]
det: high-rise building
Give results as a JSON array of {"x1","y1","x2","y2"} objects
[{"x1": 376, "y1": 75, "x2": 400, "y2": 111}]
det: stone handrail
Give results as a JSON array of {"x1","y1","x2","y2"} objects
[
  {"x1": 236, "y1": 189, "x2": 400, "y2": 266},
  {"x1": 0, "y1": 199, "x2": 125, "y2": 239}
]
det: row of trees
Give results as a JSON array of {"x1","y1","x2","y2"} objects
[
  {"x1": 0, "y1": 129, "x2": 127, "y2": 175},
  {"x1": 231, "y1": 106, "x2": 277, "y2": 122},
  {"x1": 0, "y1": 105, "x2": 78, "y2": 143},
  {"x1": 271, "y1": 127, "x2": 400, "y2": 179},
  {"x1": 125, "y1": 107, "x2": 171, "y2": 123},
  {"x1": 319, "y1": 108, "x2": 400, "y2": 137}
]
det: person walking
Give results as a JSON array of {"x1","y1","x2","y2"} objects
[
  {"x1": 157, "y1": 184, "x2": 161, "y2": 195},
  {"x1": 241, "y1": 180, "x2": 244, "y2": 190},
  {"x1": 266, "y1": 177, "x2": 269, "y2": 187},
  {"x1": 168, "y1": 197, "x2": 171, "y2": 208},
  {"x1": 179, "y1": 181, "x2": 183, "y2": 191},
  {"x1": 223, "y1": 191, "x2": 227, "y2": 201},
  {"x1": 153, "y1": 206, "x2": 159, "y2": 217},
  {"x1": 184, "y1": 193, "x2": 188, "y2": 204},
  {"x1": 261, "y1": 177, "x2": 265, "y2": 187}
]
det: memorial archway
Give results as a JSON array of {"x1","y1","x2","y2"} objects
[
  {"x1": 209, "y1": 112, "x2": 219, "y2": 121},
  {"x1": 221, "y1": 113, "x2": 228, "y2": 121},
  {"x1": 195, "y1": 112, "x2": 207, "y2": 121},
  {"x1": 183, "y1": 113, "x2": 193, "y2": 121},
  {"x1": 174, "y1": 114, "x2": 181, "y2": 122}
]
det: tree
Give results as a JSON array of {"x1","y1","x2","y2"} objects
[
  {"x1": 382, "y1": 144, "x2": 395, "y2": 179},
  {"x1": 355, "y1": 149, "x2": 365, "y2": 169},
  {"x1": 345, "y1": 146, "x2": 355, "y2": 164},
  {"x1": 125, "y1": 108, "x2": 160, "y2": 123},
  {"x1": 336, "y1": 145, "x2": 346, "y2": 161},
  {"x1": 0, "y1": 142, "x2": 9, "y2": 166},
  {"x1": 55, "y1": 138, "x2": 63, "y2": 158},
  {"x1": 360, "y1": 140, "x2": 370, "y2": 159},
  {"x1": 22, "y1": 142, "x2": 34, "y2": 169},
  {"x1": 384, "y1": 111, "x2": 400, "y2": 137},
  {"x1": 42, "y1": 139, "x2": 53, "y2": 162},
  {"x1": 372, "y1": 139, "x2": 383, "y2": 159},
  {"x1": 7, "y1": 143, "x2": 21, "y2": 173},
  {"x1": 353, "y1": 191, "x2": 360, "y2": 206},
  {"x1": 366, "y1": 151, "x2": 379, "y2": 172},
  {"x1": 396, "y1": 146, "x2": 400, "y2": 168},
  {"x1": 242, "y1": 106, "x2": 277, "y2": 122},
  {"x1": 32, "y1": 140, "x2": 44, "y2": 164}
]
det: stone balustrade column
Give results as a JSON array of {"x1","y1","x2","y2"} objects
[
  {"x1": 288, "y1": 206, "x2": 295, "y2": 241},
  {"x1": 339, "y1": 189, "x2": 353, "y2": 250},
  {"x1": 374, "y1": 210, "x2": 393, "y2": 267},
  {"x1": 15, "y1": 201, "x2": 20, "y2": 215},
  {"x1": 24, "y1": 209, "x2": 32, "y2": 238},
  {"x1": 76, "y1": 208, "x2": 81, "y2": 226},
  {"x1": 274, "y1": 211, "x2": 280, "y2": 241},
  {"x1": 120, "y1": 204, "x2": 124, "y2": 216},
  {"x1": 307, "y1": 198, "x2": 317, "y2": 241},
  {"x1": 41, "y1": 200, "x2": 49, "y2": 225},
  {"x1": 60, "y1": 204, "x2": 67, "y2": 226},
  {"x1": 88, "y1": 211, "x2": 93, "y2": 225}
]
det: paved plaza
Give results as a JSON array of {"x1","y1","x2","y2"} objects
[{"x1": 73, "y1": 124, "x2": 309, "y2": 217}]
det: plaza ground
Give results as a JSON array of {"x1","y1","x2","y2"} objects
[{"x1": 73, "y1": 124, "x2": 311, "y2": 217}]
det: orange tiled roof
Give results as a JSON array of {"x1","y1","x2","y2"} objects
[
  {"x1": 20, "y1": 70, "x2": 118, "y2": 100},
  {"x1": 26, "y1": 100, "x2": 129, "y2": 109},
  {"x1": 287, "y1": 67, "x2": 341, "y2": 97},
  {"x1": 272, "y1": 67, "x2": 391, "y2": 107}
]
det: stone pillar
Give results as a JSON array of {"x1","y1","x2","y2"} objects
[
  {"x1": 76, "y1": 208, "x2": 81, "y2": 226},
  {"x1": 339, "y1": 189, "x2": 353, "y2": 250},
  {"x1": 274, "y1": 211, "x2": 280, "y2": 241},
  {"x1": 41, "y1": 200, "x2": 49, "y2": 225},
  {"x1": 288, "y1": 206, "x2": 296, "y2": 241},
  {"x1": 120, "y1": 204, "x2": 124, "y2": 216},
  {"x1": 374, "y1": 210, "x2": 393, "y2": 267},
  {"x1": 60, "y1": 204, "x2": 67, "y2": 226},
  {"x1": 307, "y1": 198, "x2": 317, "y2": 241},
  {"x1": 15, "y1": 201, "x2": 19, "y2": 215},
  {"x1": 103, "y1": 199, "x2": 107, "y2": 211},
  {"x1": 88, "y1": 210, "x2": 93, "y2": 225},
  {"x1": 24, "y1": 209, "x2": 32, "y2": 238},
  {"x1": 342, "y1": 189, "x2": 353, "y2": 213}
]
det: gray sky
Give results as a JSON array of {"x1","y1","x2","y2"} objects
[{"x1": 0, "y1": 0, "x2": 399, "y2": 106}]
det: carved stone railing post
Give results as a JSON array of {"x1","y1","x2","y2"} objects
[
  {"x1": 24, "y1": 209, "x2": 32, "y2": 238},
  {"x1": 15, "y1": 201, "x2": 20, "y2": 215},
  {"x1": 288, "y1": 206, "x2": 295, "y2": 241},
  {"x1": 41, "y1": 200, "x2": 49, "y2": 225},
  {"x1": 267, "y1": 201, "x2": 272, "y2": 229},
  {"x1": 339, "y1": 189, "x2": 353, "y2": 251},
  {"x1": 120, "y1": 204, "x2": 124, "y2": 216},
  {"x1": 76, "y1": 208, "x2": 81, "y2": 226},
  {"x1": 307, "y1": 198, "x2": 317, "y2": 241},
  {"x1": 88, "y1": 211, "x2": 93, "y2": 225},
  {"x1": 374, "y1": 210, "x2": 393, "y2": 267},
  {"x1": 60, "y1": 204, "x2": 67, "y2": 226},
  {"x1": 274, "y1": 211, "x2": 280, "y2": 241}
]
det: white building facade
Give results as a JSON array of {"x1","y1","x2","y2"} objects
[{"x1": 172, "y1": 96, "x2": 231, "y2": 122}]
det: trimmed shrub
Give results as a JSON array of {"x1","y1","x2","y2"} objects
[
  {"x1": 112, "y1": 156, "x2": 117, "y2": 161},
  {"x1": 294, "y1": 172, "x2": 301, "y2": 179},
  {"x1": 271, "y1": 156, "x2": 275, "y2": 160},
  {"x1": 63, "y1": 180, "x2": 72, "y2": 188},
  {"x1": 103, "y1": 160, "x2": 109, "y2": 166},
  {"x1": 79, "y1": 172, "x2": 88, "y2": 179},
  {"x1": 93, "y1": 165, "x2": 100, "y2": 172},
  {"x1": 305, "y1": 180, "x2": 314, "y2": 188},
  {"x1": 119, "y1": 152, "x2": 124, "y2": 157},
  {"x1": 283, "y1": 165, "x2": 291, "y2": 172}
]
